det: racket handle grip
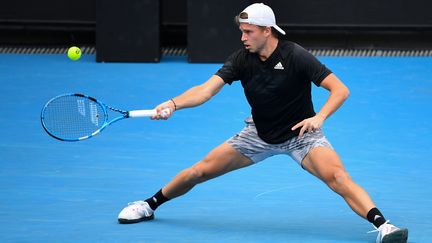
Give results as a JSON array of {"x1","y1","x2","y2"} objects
[
  {"x1": 128, "y1": 109, "x2": 156, "y2": 117},
  {"x1": 128, "y1": 108, "x2": 170, "y2": 118}
]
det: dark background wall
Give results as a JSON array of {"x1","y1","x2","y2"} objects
[
  {"x1": 3, "y1": 0, "x2": 431, "y2": 29},
  {"x1": 0, "y1": 0, "x2": 94, "y2": 22},
  {"x1": 268, "y1": 0, "x2": 432, "y2": 27},
  {"x1": 1, "y1": 0, "x2": 431, "y2": 62}
]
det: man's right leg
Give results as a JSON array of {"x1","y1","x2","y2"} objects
[
  {"x1": 162, "y1": 141, "x2": 253, "y2": 199},
  {"x1": 118, "y1": 142, "x2": 253, "y2": 223}
]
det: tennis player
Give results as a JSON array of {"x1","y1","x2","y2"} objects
[{"x1": 118, "y1": 3, "x2": 408, "y2": 242}]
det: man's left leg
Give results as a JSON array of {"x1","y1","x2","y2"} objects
[
  {"x1": 301, "y1": 146, "x2": 408, "y2": 243},
  {"x1": 302, "y1": 146, "x2": 373, "y2": 217}
]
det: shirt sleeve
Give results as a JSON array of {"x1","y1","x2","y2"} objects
[
  {"x1": 293, "y1": 44, "x2": 332, "y2": 86},
  {"x1": 215, "y1": 50, "x2": 243, "y2": 85}
]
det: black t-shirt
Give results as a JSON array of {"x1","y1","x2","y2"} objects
[{"x1": 215, "y1": 40, "x2": 332, "y2": 144}]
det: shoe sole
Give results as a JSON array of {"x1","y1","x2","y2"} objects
[
  {"x1": 118, "y1": 214, "x2": 155, "y2": 224},
  {"x1": 382, "y1": 228, "x2": 408, "y2": 243}
]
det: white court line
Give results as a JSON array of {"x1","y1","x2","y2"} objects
[{"x1": 253, "y1": 183, "x2": 314, "y2": 200}]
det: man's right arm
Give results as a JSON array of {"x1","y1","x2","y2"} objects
[{"x1": 152, "y1": 75, "x2": 226, "y2": 119}]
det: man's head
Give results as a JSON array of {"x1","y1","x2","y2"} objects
[{"x1": 234, "y1": 3, "x2": 285, "y2": 53}]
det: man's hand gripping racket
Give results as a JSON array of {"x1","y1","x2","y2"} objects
[{"x1": 151, "y1": 99, "x2": 176, "y2": 120}]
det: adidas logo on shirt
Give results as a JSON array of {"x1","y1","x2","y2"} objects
[{"x1": 274, "y1": 62, "x2": 284, "y2": 70}]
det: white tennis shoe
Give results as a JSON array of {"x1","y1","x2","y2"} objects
[
  {"x1": 118, "y1": 200, "x2": 154, "y2": 224},
  {"x1": 369, "y1": 220, "x2": 408, "y2": 243}
]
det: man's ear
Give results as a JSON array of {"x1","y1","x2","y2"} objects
[{"x1": 264, "y1": 26, "x2": 272, "y2": 37}]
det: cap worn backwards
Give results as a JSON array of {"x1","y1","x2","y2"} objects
[{"x1": 237, "y1": 3, "x2": 286, "y2": 35}]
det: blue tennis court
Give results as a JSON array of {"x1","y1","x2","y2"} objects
[{"x1": 0, "y1": 53, "x2": 431, "y2": 242}]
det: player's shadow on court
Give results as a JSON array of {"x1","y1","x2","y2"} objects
[{"x1": 155, "y1": 216, "x2": 372, "y2": 242}]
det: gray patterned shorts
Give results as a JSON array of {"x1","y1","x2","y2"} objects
[{"x1": 227, "y1": 117, "x2": 333, "y2": 167}]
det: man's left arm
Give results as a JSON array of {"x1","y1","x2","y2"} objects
[{"x1": 291, "y1": 73, "x2": 350, "y2": 137}]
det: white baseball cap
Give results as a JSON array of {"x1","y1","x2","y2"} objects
[{"x1": 237, "y1": 3, "x2": 286, "y2": 35}]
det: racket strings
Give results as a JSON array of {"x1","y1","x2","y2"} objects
[{"x1": 42, "y1": 95, "x2": 106, "y2": 140}]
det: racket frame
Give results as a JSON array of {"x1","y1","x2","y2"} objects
[{"x1": 41, "y1": 93, "x2": 159, "y2": 142}]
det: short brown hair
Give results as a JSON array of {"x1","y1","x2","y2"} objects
[{"x1": 234, "y1": 12, "x2": 248, "y2": 26}]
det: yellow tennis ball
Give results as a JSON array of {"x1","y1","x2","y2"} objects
[{"x1": 67, "y1": 46, "x2": 81, "y2": 61}]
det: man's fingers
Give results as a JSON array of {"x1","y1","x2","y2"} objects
[
  {"x1": 292, "y1": 117, "x2": 324, "y2": 138},
  {"x1": 151, "y1": 107, "x2": 172, "y2": 120},
  {"x1": 159, "y1": 109, "x2": 171, "y2": 119},
  {"x1": 291, "y1": 121, "x2": 304, "y2": 131},
  {"x1": 298, "y1": 125, "x2": 307, "y2": 138}
]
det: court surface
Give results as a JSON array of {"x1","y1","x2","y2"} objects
[{"x1": 0, "y1": 53, "x2": 431, "y2": 242}]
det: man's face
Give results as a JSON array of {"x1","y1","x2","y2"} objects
[{"x1": 239, "y1": 23, "x2": 268, "y2": 53}]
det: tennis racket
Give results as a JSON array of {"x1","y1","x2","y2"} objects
[{"x1": 41, "y1": 93, "x2": 169, "y2": 141}]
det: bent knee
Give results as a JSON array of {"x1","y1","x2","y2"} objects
[
  {"x1": 326, "y1": 169, "x2": 352, "y2": 193},
  {"x1": 188, "y1": 166, "x2": 205, "y2": 182},
  {"x1": 184, "y1": 159, "x2": 214, "y2": 184}
]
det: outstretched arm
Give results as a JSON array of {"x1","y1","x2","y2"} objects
[{"x1": 152, "y1": 75, "x2": 226, "y2": 120}]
